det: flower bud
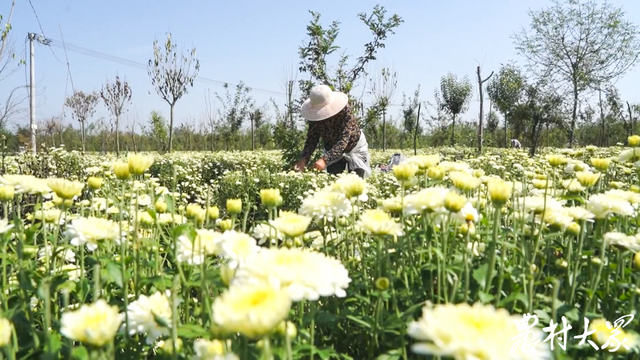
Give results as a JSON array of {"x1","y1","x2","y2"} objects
[
  {"x1": 226, "y1": 198, "x2": 242, "y2": 215},
  {"x1": 207, "y1": 206, "x2": 220, "y2": 220},
  {"x1": 155, "y1": 200, "x2": 167, "y2": 213},
  {"x1": 87, "y1": 177, "x2": 103, "y2": 190},
  {"x1": 113, "y1": 162, "x2": 130, "y2": 180},
  {"x1": 0, "y1": 186, "x2": 14, "y2": 202},
  {"x1": 375, "y1": 277, "x2": 390, "y2": 290},
  {"x1": 260, "y1": 189, "x2": 283, "y2": 208},
  {"x1": 218, "y1": 219, "x2": 233, "y2": 232},
  {"x1": 276, "y1": 321, "x2": 297, "y2": 338}
]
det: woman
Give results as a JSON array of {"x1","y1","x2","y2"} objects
[{"x1": 293, "y1": 85, "x2": 371, "y2": 178}]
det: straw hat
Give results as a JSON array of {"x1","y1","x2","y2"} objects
[{"x1": 300, "y1": 85, "x2": 349, "y2": 121}]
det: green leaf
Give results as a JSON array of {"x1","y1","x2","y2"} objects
[
  {"x1": 472, "y1": 263, "x2": 488, "y2": 288},
  {"x1": 177, "y1": 324, "x2": 209, "y2": 338},
  {"x1": 104, "y1": 261, "x2": 123, "y2": 288},
  {"x1": 477, "y1": 291, "x2": 494, "y2": 304},
  {"x1": 346, "y1": 315, "x2": 372, "y2": 329},
  {"x1": 71, "y1": 346, "x2": 89, "y2": 360}
]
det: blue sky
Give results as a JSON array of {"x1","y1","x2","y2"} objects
[{"x1": 2, "y1": 0, "x2": 640, "y2": 133}]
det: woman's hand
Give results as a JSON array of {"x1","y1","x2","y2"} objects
[
  {"x1": 294, "y1": 159, "x2": 307, "y2": 172},
  {"x1": 313, "y1": 158, "x2": 327, "y2": 171}
]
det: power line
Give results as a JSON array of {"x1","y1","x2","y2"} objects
[
  {"x1": 42, "y1": 37, "x2": 288, "y2": 97},
  {"x1": 32, "y1": 36, "x2": 408, "y2": 107}
]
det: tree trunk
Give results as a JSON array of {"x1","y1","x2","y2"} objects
[
  {"x1": 450, "y1": 114, "x2": 456, "y2": 146},
  {"x1": 414, "y1": 103, "x2": 421, "y2": 155},
  {"x1": 251, "y1": 114, "x2": 255, "y2": 150},
  {"x1": 115, "y1": 115, "x2": 120, "y2": 157},
  {"x1": 504, "y1": 113, "x2": 508, "y2": 148},
  {"x1": 168, "y1": 103, "x2": 175, "y2": 153},
  {"x1": 476, "y1": 66, "x2": 493, "y2": 154},
  {"x1": 598, "y1": 90, "x2": 606, "y2": 147},
  {"x1": 80, "y1": 120, "x2": 86, "y2": 152},
  {"x1": 569, "y1": 83, "x2": 578, "y2": 148},
  {"x1": 382, "y1": 108, "x2": 387, "y2": 151}
]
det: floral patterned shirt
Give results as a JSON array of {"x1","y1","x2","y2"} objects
[{"x1": 299, "y1": 106, "x2": 361, "y2": 164}]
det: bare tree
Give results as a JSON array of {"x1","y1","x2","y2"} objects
[
  {"x1": 65, "y1": 91, "x2": 99, "y2": 152},
  {"x1": 0, "y1": 85, "x2": 27, "y2": 129},
  {"x1": 100, "y1": 76, "x2": 132, "y2": 157},
  {"x1": 369, "y1": 66, "x2": 398, "y2": 151},
  {"x1": 476, "y1": 66, "x2": 494, "y2": 153},
  {"x1": 147, "y1": 32, "x2": 200, "y2": 153},
  {"x1": 0, "y1": 0, "x2": 20, "y2": 82}
]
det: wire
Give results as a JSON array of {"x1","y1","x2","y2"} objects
[{"x1": 44, "y1": 38, "x2": 288, "y2": 97}]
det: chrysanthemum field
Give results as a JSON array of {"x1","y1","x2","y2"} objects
[{"x1": 1, "y1": 144, "x2": 640, "y2": 360}]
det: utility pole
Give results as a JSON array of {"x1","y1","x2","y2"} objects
[
  {"x1": 28, "y1": 33, "x2": 36, "y2": 155},
  {"x1": 27, "y1": 33, "x2": 51, "y2": 155}
]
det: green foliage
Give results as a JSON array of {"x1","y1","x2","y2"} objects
[
  {"x1": 147, "y1": 111, "x2": 168, "y2": 153},
  {"x1": 513, "y1": 0, "x2": 640, "y2": 145},
  {"x1": 297, "y1": 5, "x2": 403, "y2": 107},
  {"x1": 437, "y1": 73, "x2": 473, "y2": 145}
]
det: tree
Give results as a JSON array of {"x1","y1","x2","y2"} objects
[
  {"x1": 512, "y1": 82, "x2": 562, "y2": 157},
  {"x1": 215, "y1": 82, "x2": 253, "y2": 150},
  {"x1": 147, "y1": 32, "x2": 200, "y2": 153},
  {"x1": 64, "y1": 91, "x2": 99, "y2": 152},
  {"x1": 298, "y1": 5, "x2": 403, "y2": 106},
  {"x1": 100, "y1": 76, "x2": 132, "y2": 157},
  {"x1": 0, "y1": 0, "x2": 19, "y2": 82},
  {"x1": 476, "y1": 66, "x2": 494, "y2": 153},
  {"x1": 369, "y1": 67, "x2": 398, "y2": 151},
  {"x1": 400, "y1": 86, "x2": 422, "y2": 148},
  {"x1": 438, "y1": 73, "x2": 473, "y2": 146},
  {"x1": 147, "y1": 111, "x2": 168, "y2": 152},
  {"x1": 248, "y1": 103, "x2": 268, "y2": 150},
  {"x1": 513, "y1": 0, "x2": 640, "y2": 147},
  {"x1": 487, "y1": 63, "x2": 526, "y2": 146},
  {"x1": 0, "y1": 85, "x2": 27, "y2": 130}
]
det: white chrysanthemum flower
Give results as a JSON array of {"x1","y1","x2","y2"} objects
[
  {"x1": 541, "y1": 209, "x2": 573, "y2": 231},
  {"x1": 298, "y1": 187, "x2": 352, "y2": 221},
  {"x1": 60, "y1": 299, "x2": 122, "y2": 347},
  {"x1": 453, "y1": 202, "x2": 479, "y2": 224},
  {"x1": 408, "y1": 302, "x2": 551, "y2": 360},
  {"x1": 604, "y1": 231, "x2": 640, "y2": 252},
  {"x1": 357, "y1": 209, "x2": 403, "y2": 236},
  {"x1": 587, "y1": 193, "x2": 634, "y2": 219},
  {"x1": 64, "y1": 217, "x2": 124, "y2": 252},
  {"x1": 521, "y1": 196, "x2": 564, "y2": 214},
  {"x1": 0, "y1": 218, "x2": 14, "y2": 234},
  {"x1": 564, "y1": 206, "x2": 595, "y2": 222},
  {"x1": 252, "y1": 223, "x2": 282, "y2": 245},
  {"x1": 605, "y1": 189, "x2": 640, "y2": 206},
  {"x1": 1, "y1": 174, "x2": 52, "y2": 196},
  {"x1": 403, "y1": 187, "x2": 448, "y2": 215},
  {"x1": 218, "y1": 231, "x2": 261, "y2": 269},
  {"x1": 212, "y1": 282, "x2": 291, "y2": 338},
  {"x1": 0, "y1": 317, "x2": 14, "y2": 347},
  {"x1": 331, "y1": 173, "x2": 368, "y2": 202},
  {"x1": 176, "y1": 229, "x2": 222, "y2": 265},
  {"x1": 123, "y1": 290, "x2": 173, "y2": 344},
  {"x1": 233, "y1": 248, "x2": 351, "y2": 301},
  {"x1": 269, "y1": 211, "x2": 311, "y2": 237},
  {"x1": 38, "y1": 245, "x2": 76, "y2": 263},
  {"x1": 60, "y1": 264, "x2": 82, "y2": 281},
  {"x1": 193, "y1": 339, "x2": 239, "y2": 360}
]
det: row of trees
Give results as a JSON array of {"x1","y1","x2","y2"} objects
[{"x1": 1, "y1": 0, "x2": 640, "y2": 158}]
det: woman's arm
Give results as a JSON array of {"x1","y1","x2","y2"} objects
[{"x1": 299, "y1": 121, "x2": 321, "y2": 162}]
